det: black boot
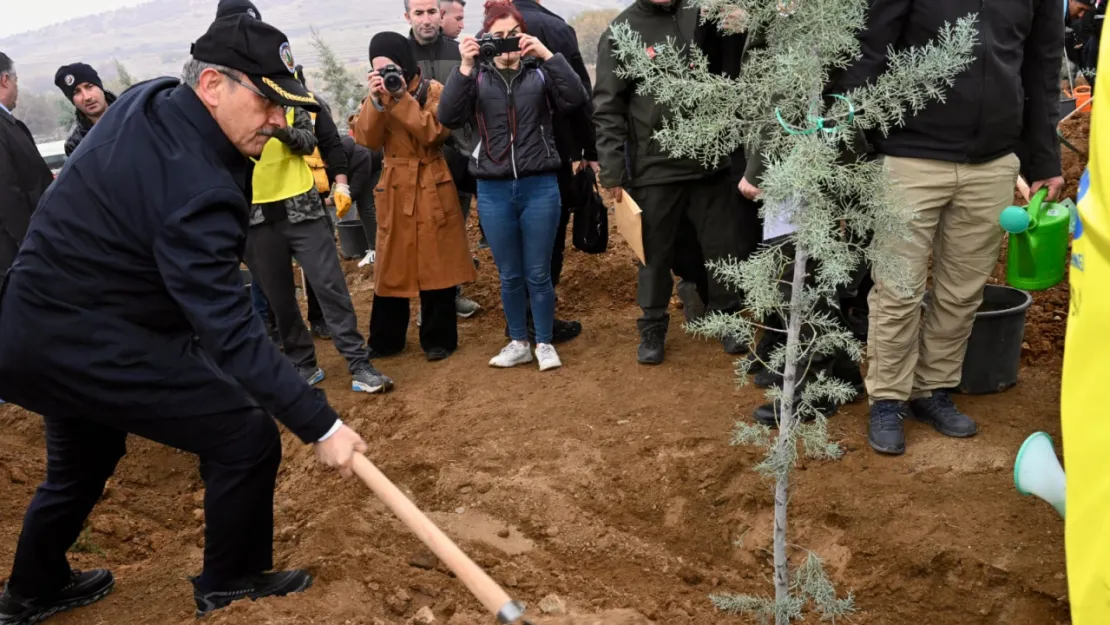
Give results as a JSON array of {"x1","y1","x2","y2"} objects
[
  {"x1": 868, "y1": 400, "x2": 908, "y2": 455},
  {"x1": 637, "y1": 326, "x2": 667, "y2": 365},
  {"x1": 753, "y1": 395, "x2": 839, "y2": 427},
  {"x1": 909, "y1": 390, "x2": 978, "y2": 438},
  {"x1": 192, "y1": 570, "x2": 313, "y2": 617},
  {"x1": 310, "y1": 321, "x2": 331, "y2": 340},
  {"x1": 0, "y1": 569, "x2": 114, "y2": 625}
]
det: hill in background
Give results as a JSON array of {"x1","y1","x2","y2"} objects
[{"x1": 1, "y1": 0, "x2": 628, "y2": 93}]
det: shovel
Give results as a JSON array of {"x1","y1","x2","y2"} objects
[{"x1": 350, "y1": 454, "x2": 649, "y2": 625}]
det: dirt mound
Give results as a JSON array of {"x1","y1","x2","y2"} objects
[{"x1": 0, "y1": 121, "x2": 1087, "y2": 624}]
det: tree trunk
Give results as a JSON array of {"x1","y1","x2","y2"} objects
[{"x1": 773, "y1": 242, "x2": 810, "y2": 624}]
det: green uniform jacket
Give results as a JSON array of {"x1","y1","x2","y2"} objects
[{"x1": 592, "y1": 0, "x2": 728, "y2": 189}]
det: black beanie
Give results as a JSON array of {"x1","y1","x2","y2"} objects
[
  {"x1": 369, "y1": 32, "x2": 419, "y2": 81},
  {"x1": 216, "y1": 0, "x2": 262, "y2": 20},
  {"x1": 54, "y1": 63, "x2": 103, "y2": 102}
]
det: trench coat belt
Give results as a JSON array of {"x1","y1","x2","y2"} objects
[{"x1": 383, "y1": 155, "x2": 448, "y2": 225}]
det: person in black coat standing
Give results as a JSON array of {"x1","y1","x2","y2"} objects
[
  {"x1": 0, "y1": 52, "x2": 53, "y2": 275},
  {"x1": 0, "y1": 18, "x2": 368, "y2": 623}
]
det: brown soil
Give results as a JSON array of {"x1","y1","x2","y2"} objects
[{"x1": 0, "y1": 123, "x2": 1087, "y2": 624}]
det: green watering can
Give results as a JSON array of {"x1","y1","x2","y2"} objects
[{"x1": 999, "y1": 188, "x2": 1072, "y2": 291}]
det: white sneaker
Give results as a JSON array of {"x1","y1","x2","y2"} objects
[
  {"x1": 535, "y1": 343, "x2": 562, "y2": 372},
  {"x1": 358, "y1": 249, "x2": 375, "y2": 267},
  {"x1": 489, "y1": 340, "x2": 534, "y2": 368}
]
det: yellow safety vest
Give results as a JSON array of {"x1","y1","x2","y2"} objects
[
  {"x1": 252, "y1": 108, "x2": 315, "y2": 204},
  {"x1": 304, "y1": 106, "x2": 331, "y2": 194},
  {"x1": 1062, "y1": 32, "x2": 1110, "y2": 625}
]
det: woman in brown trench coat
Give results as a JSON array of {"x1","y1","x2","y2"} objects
[{"x1": 353, "y1": 33, "x2": 476, "y2": 361}]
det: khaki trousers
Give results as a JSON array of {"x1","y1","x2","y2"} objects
[{"x1": 865, "y1": 154, "x2": 1020, "y2": 401}]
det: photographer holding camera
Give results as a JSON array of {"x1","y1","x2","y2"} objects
[
  {"x1": 437, "y1": 0, "x2": 589, "y2": 372},
  {"x1": 351, "y1": 32, "x2": 476, "y2": 361}
]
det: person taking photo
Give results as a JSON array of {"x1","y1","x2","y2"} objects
[
  {"x1": 438, "y1": 0, "x2": 589, "y2": 372},
  {"x1": 352, "y1": 32, "x2": 476, "y2": 361}
]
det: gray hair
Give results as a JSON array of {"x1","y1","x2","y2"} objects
[
  {"x1": 439, "y1": 0, "x2": 465, "y2": 6},
  {"x1": 0, "y1": 52, "x2": 13, "y2": 79},
  {"x1": 181, "y1": 58, "x2": 236, "y2": 87}
]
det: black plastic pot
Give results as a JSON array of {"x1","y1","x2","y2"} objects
[
  {"x1": 952, "y1": 284, "x2": 1033, "y2": 394},
  {"x1": 337, "y1": 221, "x2": 369, "y2": 259}
]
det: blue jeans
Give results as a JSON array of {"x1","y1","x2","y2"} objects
[{"x1": 477, "y1": 175, "x2": 561, "y2": 344}]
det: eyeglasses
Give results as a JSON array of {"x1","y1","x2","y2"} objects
[{"x1": 218, "y1": 70, "x2": 280, "y2": 112}]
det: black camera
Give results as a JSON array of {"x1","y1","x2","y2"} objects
[
  {"x1": 478, "y1": 35, "x2": 521, "y2": 62},
  {"x1": 379, "y1": 64, "x2": 406, "y2": 94}
]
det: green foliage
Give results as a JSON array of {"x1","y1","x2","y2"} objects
[
  {"x1": 308, "y1": 26, "x2": 366, "y2": 128},
  {"x1": 113, "y1": 59, "x2": 136, "y2": 90},
  {"x1": 70, "y1": 526, "x2": 105, "y2": 556},
  {"x1": 608, "y1": 1, "x2": 979, "y2": 622}
]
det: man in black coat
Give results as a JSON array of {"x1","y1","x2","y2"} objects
[
  {"x1": 0, "y1": 52, "x2": 53, "y2": 276},
  {"x1": 0, "y1": 17, "x2": 367, "y2": 623}
]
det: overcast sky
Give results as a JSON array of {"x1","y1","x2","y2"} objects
[{"x1": 1, "y1": 0, "x2": 150, "y2": 38}]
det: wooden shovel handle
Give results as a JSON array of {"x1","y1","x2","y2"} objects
[{"x1": 350, "y1": 454, "x2": 514, "y2": 617}]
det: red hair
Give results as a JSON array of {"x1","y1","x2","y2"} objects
[{"x1": 482, "y1": 0, "x2": 528, "y2": 34}]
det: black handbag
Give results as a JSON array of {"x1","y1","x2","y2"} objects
[{"x1": 571, "y1": 165, "x2": 608, "y2": 254}]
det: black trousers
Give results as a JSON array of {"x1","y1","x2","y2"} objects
[
  {"x1": 629, "y1": 172, "x2": 743, "y2": 333},
  {"x1": 7, "y1": 407, "x2": 281, "y2": 596},
  {"x1": 369, "y1": 287, "x2": 457, "y2": 356}
]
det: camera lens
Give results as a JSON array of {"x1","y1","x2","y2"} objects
[
  {"x1": 384, "y1": 73, "x2": 403, "y2": 93},
  {"x1": 480, "y1": 41, "x2": 497, "y2": 61}
]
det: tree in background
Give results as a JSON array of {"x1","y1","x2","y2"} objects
[
  {"x1": 608, "y1": 1, "x2": 978, "y2": 622},
  {"x1": 308, "y1": 26, "x2": 365, "y2": 129},
  {"x1": 113, "y1": 58, "x2": 136, "y2": 91},
  {"x1": 571, "y1": 9, "x2": 621, "y2": 66},
  {"x1": 13, "y1": 91, "x2": 71, "y2": 142}
]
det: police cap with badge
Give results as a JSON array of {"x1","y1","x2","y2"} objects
[{"x1": 190, "y1": 14, "x2": 320, "y2": 112}]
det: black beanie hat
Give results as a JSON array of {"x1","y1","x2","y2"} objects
[
  {"x1": 54, "y1": 63, "x2": 103, "y2": 102},
  {"x1": 216, "y1": 0, "x2": 262, "y2": 20},
  {"x1": 369, "y1": 32, "x2": 419, "y2": 81}
]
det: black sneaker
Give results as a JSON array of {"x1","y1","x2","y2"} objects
[
  {"x1": 637, "y1": 327, "x2": 666, "y2": 365},
  {"x1": 722, "y1": 334, "x2": 748, "y2": 355},
  {"x1": 753, "y1": 396, "x2": 838, "y2": 427},
  {"x1": 909, "y1": 390, "x2": 978, "y2": 438},
  {"x1": 310, "y1": 322, "x2": 331, "y2": 340},
  {"x1": 425, "y1": 347, "x2": 452, "y2": 362},
  {"x1": 0, "y1": 569, "x2": 114, "y2": 625},
  {"x1": 868, "y1": 400, "x2": 908, "y2": 455},
  {"x1": 192, "y1": 569, "x2": 313, "y2": 617}
]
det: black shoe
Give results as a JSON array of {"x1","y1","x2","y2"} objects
[
  {"x1": 637, "y1": 327, "x2": 666, "y2": 365},
  {"x1": 753, "y1": 396, "x2": 838, "y2": 427},
  {"x1": 504, "y1": 318, "x2": 582, "y2": 344},
  {"x1": 868, "y1": 400, "x2": 908, "y2": 455},
  {"x1": 425, "y1": 347, "x2": 452, "y2": 362},
  {"x1": 310, "y1": 322, "x2": 332, "y2": 340},
  {"x1": 722, "y1": 334, "x2": 748, "y2": 355},
  {"x1": 551, "y1": 319, "x2": 582, "y2": 344},
  {"x1": 909, "y1": 391, "x2": 978, "y2": 438},
  {"x1": 0, "y1": 569, "x2": 114, "y2": 625},
  {"x1": 192, "y1": 570, "x2": 313, "y2": 617}
]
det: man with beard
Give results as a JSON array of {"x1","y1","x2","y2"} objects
[{"x1": 55, "y1": 63, "x2": 114, "y2": 156}]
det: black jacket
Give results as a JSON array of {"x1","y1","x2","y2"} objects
[
  {"x1": 593, "y1": 0, "x2": 727, "y2": 188},
  {"x1": 0, "y1": 79, "x2": 338, "y2": 443},
  {"x1": 513, "y1": 0, "x2": 599, "y2": 162},
  {"x1": 341, "y1": 135, "x2": 378, "y2": 202},
  {"x1": 63, "y1": 90, "x2": 118, "y2": 156},
  {"x1": 438, "y1": 55, "x2": 590, "y2": 181},
  {"x1": 0, "y1": 106, "x2": 53, "y2": 270},
  {"x1": 312, "y1": 97, "x2": 348, "y2": 182},
  {"x1": 836, "y1": 0, "x2": 1063, "y2": 181},
  {"x1": 408, "y1": 31, "x2": 478, "y2": 191}
]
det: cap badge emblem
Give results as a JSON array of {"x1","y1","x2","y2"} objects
[
  {"x1": 279, "y1": 42, "x2": 296, "y2": 73},
  {"x1": 64, "y1": 74, "x2": 75, "y2": 86}
]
